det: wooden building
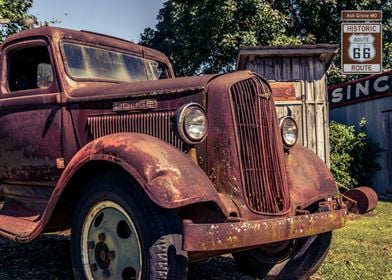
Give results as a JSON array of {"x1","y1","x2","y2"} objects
[
  {"x1": 237, "y1": 45, "x2": 338, "y2": 165},
  {"x1": 329, "y1": 71, "x2": 392, "y2": 197}
]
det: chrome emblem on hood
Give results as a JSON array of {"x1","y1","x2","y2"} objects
[{"x1": 113, "y1": 99, "x2": 158, "y2": 112}]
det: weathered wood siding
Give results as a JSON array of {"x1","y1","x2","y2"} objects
[{"x1": 246, "y1": 56, "x2": 330, "y2": 164}]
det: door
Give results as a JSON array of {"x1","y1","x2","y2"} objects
[{"x1": 0, "y1": 39, "x2": 62, "y2": 186}]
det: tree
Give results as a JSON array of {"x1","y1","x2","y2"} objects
[
  {"x1": 141, "y1": 0, "x2": 391, "y2": 82},
  {"x1": 140, "y1": 0, "x2": 300, "y2": 76},
  {"x1": 0, "y1": 0, "x2": 36, "y2": 42}
]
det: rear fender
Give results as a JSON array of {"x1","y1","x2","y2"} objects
[
  {"x1": 58, "y1": 133, "x2": 222, "y2": 209},
  {"x1": 286, "y1": 145, "x2": 338, "y2": 208}
]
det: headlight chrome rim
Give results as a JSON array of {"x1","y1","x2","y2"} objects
[
  {"x1": 177, "y1": 103, "x2": 208, "y2": 144},
  {"x1": 279, "y1": 116, "x2": 298, "y2": 148}
]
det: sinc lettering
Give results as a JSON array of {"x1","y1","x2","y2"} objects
[
  {"x1": 329, "y1": 73, "x2": 391, "y2": 107},
  {"x1": 331, "y1": 88, "x2": 343, "y2": 103}
]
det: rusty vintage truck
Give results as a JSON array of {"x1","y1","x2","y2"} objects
[{"x1": 0, "y1": 27, "x2": 346, "y2": 280}]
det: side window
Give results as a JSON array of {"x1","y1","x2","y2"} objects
[
  {"x1": 8, "y1": 45, "x2": 54, "y2": 92},
  {"x1": 145, "y1": 60, "x2": 168, "y2": 80}
]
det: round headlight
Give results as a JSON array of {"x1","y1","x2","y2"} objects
[
  {"x1": 177, "y1": 103, "x2": 208, "y2": 144},
  {"x1": 280, "y1": 116, "x2": 298, "y2": 148}
]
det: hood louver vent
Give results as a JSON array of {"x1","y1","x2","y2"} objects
[{"x1": 88, "y1": 112, "x2": 184, "y2": 150}]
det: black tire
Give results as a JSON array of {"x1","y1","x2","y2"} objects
[
  {"x1": 71, "y1": 170, "x2": 188, "y2": 280},
  {"x1": 233, "y1": 232, "x2": 332, "y2": 280}
]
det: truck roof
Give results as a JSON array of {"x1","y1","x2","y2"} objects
[{"x1": 1, "y1": 26, "x2": 170, "y2": 64}]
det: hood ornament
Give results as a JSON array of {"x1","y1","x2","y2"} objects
[{"x1": 258, "y1": 90, "x2": 272, "y2": 100}]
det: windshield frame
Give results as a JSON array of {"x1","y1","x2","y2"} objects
[{"x1": 59, "y1": 39, "x2": 169, "y2": 83}]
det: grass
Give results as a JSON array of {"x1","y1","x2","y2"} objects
[{"x1": 313, "y1": 201, "x2": 392, "y2": 280}]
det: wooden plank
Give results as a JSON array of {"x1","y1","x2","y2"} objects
[
  {"x1": 316, "y1": 104, "x2": 326, "y2": 161},
  {"x1": 301, "y1": 81, "x2": 308, "y2": 147},
  {"x1": 282, "y1": 58, "x2": 291, "y2": 80},
  {"x1": 300, "y1": 57, "x2": 309, "y2": 80},
  {"x1": 293, "y1": 105, "x2": 304, "y2": 146},
  {"x1": 315, "y1": 60, "x2": 327, "y2": 101},
  {"x1": 275, "y1": 106, "x2": 288, "y2": 118},
  {"x1": 292, "y1": 57, "x2": 301, "y2": 80},
  {"x1": 323, "y1": 103, "x2": 330, "y2": 166},
  {"x1": 308, "y1": 59, "x2": 315, "y2": 101},
  {"x1": 306, "y1": 103, "x2": 317, "y2": 152},
  {"x1": 265, "y1": 58, "x2": 274, "y2": 79}
]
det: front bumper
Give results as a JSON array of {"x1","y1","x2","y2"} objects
[{"x1": 183, "y1": 208, "x2": 346, "y2": 252}]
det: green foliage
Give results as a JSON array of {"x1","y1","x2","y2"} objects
[
  {"x1": 141, "y1": 0, "x2": 391, "y2": 82},
  {"x1": 140, "y1": 0, "x2": 299, "y2": 76},
  {"x1": 0, "y1": 0, "x2": 36, "y2": 42},
  {"x1": 329, "y1": 119, "x2": 381, "y2": 189},
  {"x1": 329, "y1": 121, "x2": 356, "y2": 188}
]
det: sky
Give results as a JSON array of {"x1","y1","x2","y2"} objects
[{"x1": 30, "y1": 0, "x2": 164, "y2": 42}]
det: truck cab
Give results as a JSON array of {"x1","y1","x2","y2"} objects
[{"x1": 0, "y1": 27, "x2": 346, "y2": 280}]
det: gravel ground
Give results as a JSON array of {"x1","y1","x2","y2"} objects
[{"x1": 0, "y1": 233, "x2": 257, "y2": 280}]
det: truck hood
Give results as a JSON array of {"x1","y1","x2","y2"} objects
[{"x1": 67, "y1": 74, "x2": 220, "y2": 102}]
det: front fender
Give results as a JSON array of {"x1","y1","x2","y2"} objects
[
  {"x1": 60, "y1": 133, "x2": 222, "y2": 209},
  {"x1": 286, "y1": 145, "x2": 338, "y2": 208},
  {"x1": 20, "y1": 133, "x2": 223, "y2": 241}
]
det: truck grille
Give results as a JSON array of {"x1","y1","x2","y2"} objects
[
  {"x1": 231, "y1": 77, "x2": 290, "y2": 214},
  {"x1": 88, "y1": 112, "x2": 184, "y2": 150}
]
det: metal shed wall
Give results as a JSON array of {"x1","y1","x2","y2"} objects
[
  {"x1": 329, "y1": 71, "x2": 392, "y2": 196},
  {"x1": 330, "y1": 99, "x2": 392, "y2": 196}
]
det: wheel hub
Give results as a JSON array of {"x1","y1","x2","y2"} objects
[
  {"x1": 81, "y1": 201, "x2": 142, "y2": 279},
  {"x1": 95, "y1": 241, "x2": 110, "y2": 269}
]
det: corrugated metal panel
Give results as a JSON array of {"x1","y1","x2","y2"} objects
[{"x1": 246, "y1": 56, "x2": 330, "y2": 164}]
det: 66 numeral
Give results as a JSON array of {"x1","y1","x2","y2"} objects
[{"x1": 353, "y1": 47, "x2": 371, "y2": 59}]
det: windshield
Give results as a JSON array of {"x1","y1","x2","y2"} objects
[{"x1": 61, "y1": 42, "x2": 167, "y2": 82}]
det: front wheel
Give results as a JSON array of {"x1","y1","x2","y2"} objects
[
  {"x1": 233, "y1": 232, "x2": 332, "y2": 280},
  {"x1": 71, "y1": 171, "x2": 187, "y2": 280}
]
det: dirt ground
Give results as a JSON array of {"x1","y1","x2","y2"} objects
[{"x1": 0, "y1": 233, "x2": 256, "y2": 280}]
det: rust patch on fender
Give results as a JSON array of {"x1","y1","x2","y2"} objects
[{"x1": 286, "y1": 145, "x2": 338, "y2": 208}]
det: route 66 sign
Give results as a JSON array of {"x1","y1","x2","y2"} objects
[
  {"x1": 348, "y1": 34, "x2": 375, "y2": 62},
  {"x1": 342, "y1": 23, "x2": 382, "y2": 74}
]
